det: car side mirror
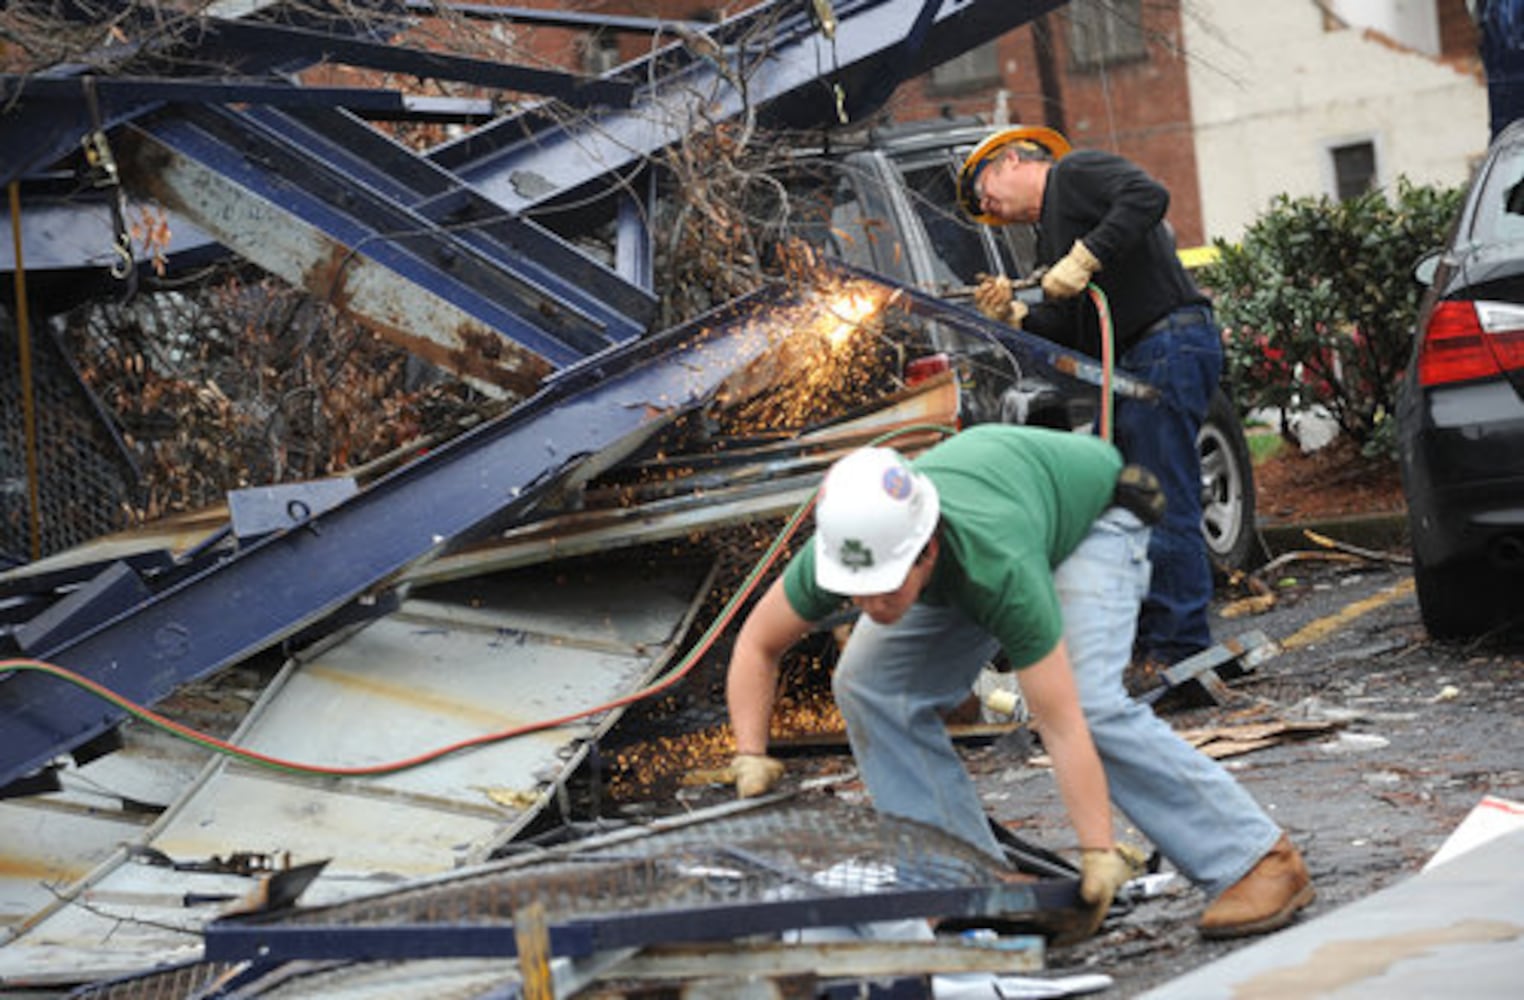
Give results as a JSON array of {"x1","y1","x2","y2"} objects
[{"x1": 1413, "y1": 251, "x2": 1441, "y2": 287}]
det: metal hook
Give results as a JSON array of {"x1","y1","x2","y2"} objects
[
  {"x1": 81, "y1": 75, "x2": 138, "y2": 299},
  {"x1": 109, "y1": 234, "x2": 133, "y2": 279}
]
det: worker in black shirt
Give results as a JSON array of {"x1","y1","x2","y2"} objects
[{"x1": 957, "y1": 127, "x2": 1219, "y2": 674}]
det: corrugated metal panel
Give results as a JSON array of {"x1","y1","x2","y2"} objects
[
  {"x1": 0, "y1": 556, "x2": 714, "y2": 985},
  {"x1": 0, "y1": 802, "x2": 150, "y2": 934}
]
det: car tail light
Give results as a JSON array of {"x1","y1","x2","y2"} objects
[
  {"x1": 1417, "y1": 300, "x2": 1524, "y2": 387},
  {"x1": 905, "y1": 353, "x2": 951, "y2": 387}
]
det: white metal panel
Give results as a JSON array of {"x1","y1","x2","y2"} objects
[
  {"x1": 0, "y1": 723, "x2": 215, "y2": 936},
  {"x1": 0, "y1": 803, "x2": 147, "y2": 934},
  {"x1": 0, "y1": 558, "x2": 713, "y2": 986},
  {"x1": 0, "y1": 863, "x2": 244, "y2": 984}
]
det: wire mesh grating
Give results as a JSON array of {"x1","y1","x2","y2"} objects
[
  {"x1": 1, "y1": 319, "x2": 135, "y2": 561},
  {"x1": 245, "y1": 796, "x2": 1030, "y2": 930},
  {"x1": 68, "y1": 960, "x2": 244, "y2": 1000},
  {"x1": 72, "y1": 797, "x2": 1062, "y2": 999}
]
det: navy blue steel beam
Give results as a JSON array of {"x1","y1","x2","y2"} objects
[
  {"x1": 1, "y1": 0, "x2": 1055, "y2": 293},
  {"x1": 0, "y1": 0, "x2": 407, "y2": 188},
  {"x1": 615, "y1": 173, "x2": 656, "y2": 291},
  {"x1": 242, "y1": 105, "x2": 652, "y2": 330},
  {"x1": 21, "y1": 0, "x2": 136, "y2": 24},
  {"x1": 844, "y1": 262, "x2": 1162, "y2": 403},
  {"x1": 200, "y1": 19, "x2": 634, "y2": 109},
  {"x1": 0, "y1": 279, "x2": 803, "y2": 793},
  {"x1": 430, "y1": 0, "x2": 1067, "y2": 213},
  {"x1": 202, "y1": 883, "x2": 1063, "y2": 963},
  {"x1": 242, "y1": 100, "x2": 658, "y2": 336},
  {"x1": 0, "y1": 76, "x2": 419, "y2": 113},
  {"x1": 117, "y1": 103, "x2": 654, "y2": 388},
  {"x1": 401, "y1": 3, "x2": 708, "y2": 34}
]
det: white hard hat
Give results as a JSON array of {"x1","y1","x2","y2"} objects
[{"x1": 814, "y1": 447, "x2": 940, "y2": 595}]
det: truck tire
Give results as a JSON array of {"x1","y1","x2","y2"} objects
[
  {"x1": 1412, "y1": 550, "x2": 1503, "y2": 640},
  {"x1": 1199, "y1": 388, "x2": 1260, "y2": 571}
]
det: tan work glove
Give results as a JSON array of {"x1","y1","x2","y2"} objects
[
  {"x1": 1042, "y1": 240, "x2": 1101, "y2": 299},
  {"x1": 973, "y1": 274, "x2": 1030, "y2": 327},
  {"x1": 732, "y1": 753, "x2": 785, "y2": 798},
  {"x1": 1074, "y1": 844, "x2": 1147, "y2": 940}
]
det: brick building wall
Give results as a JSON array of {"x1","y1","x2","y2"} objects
[
  {"x1": 1438, "y1": 0, "x2": 1483, "y2": 61},
  {"x1": 884, "y1": 3, "x2": 1205, "y2": 246},
  {"x1": 424, "y1": 0, "x2": 1482, "y2": 247}
]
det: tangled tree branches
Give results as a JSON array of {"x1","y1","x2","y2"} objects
[
  {"x1": 60, "y1": 268, "x2": 498, "y2": 522},
  {"x1": 0, "y1": 1, "x2": 152, "y2": 73},
  {"x1": 653, "y1": 121, "x2": 795, "y2": 328}
]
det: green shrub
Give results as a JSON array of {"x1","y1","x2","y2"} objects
[{"x1": 1200, "y1": 179, "x2": 1464, "y2": 456}]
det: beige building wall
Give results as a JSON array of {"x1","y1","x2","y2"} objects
[{"x1": 1183, "y1": 1, "x2": 1488, "y2": 243}]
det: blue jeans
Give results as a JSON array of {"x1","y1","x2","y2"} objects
[
  {"x1": 1114, "y1": 310, "x2": 1222, "y2": 664},
  {"x1": 831, "y1": 508, "x2": 1280, "y2": 897}
]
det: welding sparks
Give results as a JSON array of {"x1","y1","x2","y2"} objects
[
  {"x1": 717, "y1": 275, "x2": 905, "y2": 435},
  {"x1": 817, "y1": 285, "x2": 888, "y2": 350}
]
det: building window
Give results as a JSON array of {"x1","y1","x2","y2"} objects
[
  {"x1": 1331, "y1": 141, "x2": 1377, "y2": 201},
  {"x1": 928, "y1": 40, "x2": 1000, "y2": 93},
  {"x1": 1066, "y1": 0, "x2": 1146, "y2": 72}
]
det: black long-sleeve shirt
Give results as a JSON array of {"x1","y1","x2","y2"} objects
[{"x1": 1021, "y1": 149, "x2": 1208, "y2": 359}]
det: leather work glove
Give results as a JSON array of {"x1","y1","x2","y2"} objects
[
  {"x1": 732, "y1": 753, "x2": 785, "y2": 798},
  {"x1": 1042, "y1": 239, "x2": 1102, "y2": 299},
  {"x1": 973, "y1": 274, "x2": 1030, "y2": 327},
  {"x1": 1073, "y1": 844, "x2": 1147, "y2": 940},
  {"x1": 1113, "y1": 463, "x2": 1167, "y2": 526}
]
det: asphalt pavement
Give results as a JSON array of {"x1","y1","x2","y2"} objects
[{"x1": 962, "y1": 530, "x2": 1523, "y2": 997}]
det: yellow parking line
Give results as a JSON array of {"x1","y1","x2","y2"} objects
[{"x1": 1279, "y1": 577, "x2": 1416, "y2": 651}]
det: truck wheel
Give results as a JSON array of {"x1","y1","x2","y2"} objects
[
  {"x1": 1198, "y1": 388, "x2": 1260, "y2": 571},
  {"x1": 1412, "y1": 550, "x2": 1499, "y2": 639}
]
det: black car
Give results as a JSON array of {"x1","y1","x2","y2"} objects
[{"x1": 1398, "y1": 117, "x2": 1524, "y2": 638}]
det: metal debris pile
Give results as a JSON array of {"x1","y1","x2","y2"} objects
[{"x1": 592, "y1": 272, "x2": 929, "y2": 803}]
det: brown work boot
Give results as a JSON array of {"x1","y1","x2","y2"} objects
[
  {"x1": 1123, "y1": 655, "x2": 1167, "y2": 699},
  {"x1": 1198, "y1": 834, "x2": 1314, "y2": 939}
]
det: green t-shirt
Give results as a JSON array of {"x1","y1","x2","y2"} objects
[{"x1": 783, "y1": 425, "x2": 1122, "y2": 668}]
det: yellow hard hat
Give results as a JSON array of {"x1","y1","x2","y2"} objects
[{"x1": 957, "y1": 125, "x2": 1071, "y2": 224}]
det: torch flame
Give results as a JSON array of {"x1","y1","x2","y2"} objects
[{"x1": 815, "y1": 283, "x2": 889, "y2": 350}]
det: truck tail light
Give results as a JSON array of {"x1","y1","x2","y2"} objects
[
  {"x1": 905, "y1": 353, "x2": 950, "y2": 387},
  {"x1": 1417, "y1": 300, "x2": 1524, "y2": 387}
]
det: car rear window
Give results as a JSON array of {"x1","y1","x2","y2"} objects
[
  {"x1": 900, "y1": 161, "x2": 995, "y2": 292},
  {"x1": 1471, "y1": 140, "x2": 1524, "y2": 245}
]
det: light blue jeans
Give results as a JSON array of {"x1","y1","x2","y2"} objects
[{"x1": 831, "y1": 507, "x2": 1281, "y2": 898}]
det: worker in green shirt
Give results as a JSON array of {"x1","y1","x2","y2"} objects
[{"x1": 725, "y1": 425, "x2": 1313, "y2": 940}]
